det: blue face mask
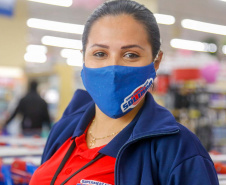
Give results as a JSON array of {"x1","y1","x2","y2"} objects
[{"x1": 81, "y1": 62, "x2": 156, "y2": 119}]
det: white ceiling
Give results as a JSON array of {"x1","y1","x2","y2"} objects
[
  {"x1": 26, "y1": 0, "x2": 226, "y2": 65},
  {"x1": 158, "y1": 0, "x2": 226, "y2": 57}
]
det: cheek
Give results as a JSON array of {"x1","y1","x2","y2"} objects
[
  {"x1": 83, "y1": 54, "x2": 102, "y2": 68},
  {"x1": 83, "y1": 51, "x2": 93, "y2": 67},
  {"x1": 142, "y1": 53, "x2": 154, "y2": 66},
  {"x1": 84, "y1": 58, "x2": 93, "y2": 68}
]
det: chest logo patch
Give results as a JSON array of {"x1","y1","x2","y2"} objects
[{"x1": 77, "y1": 179, "x2": 111, "y2": 185}]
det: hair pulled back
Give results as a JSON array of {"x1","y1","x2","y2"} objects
[{"x1": 82, "y1": 0, "x2": 161, "y2": 58}]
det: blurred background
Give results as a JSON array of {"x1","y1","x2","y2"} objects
[{"x1": 0, "y1": 0, "x2": 226, "y2": 184}]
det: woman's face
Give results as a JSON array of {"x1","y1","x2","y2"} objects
[{"x1": 84, "y1": 14, "x2": 154, "y2": 68}]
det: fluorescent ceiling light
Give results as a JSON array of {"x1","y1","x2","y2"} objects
[
  {"x1": 42, "y1": 36, "x2": 82, "y2": 50},
  {"x1": 24, "y1": 53, "x2": 47, "y2": 63},
  {"x1": 27, "y1": 0, "x2": 72, "y2": 7},
  {"x1": 61, "y1": 49, "x2": 83, "y2": 66},
  {"x1": 223, "y1": 45, "x2": 226, "y2": 54},
  {"x1": 220, "y1": 0, "x2": 226, "y2": 2},
  {"x1": 67, "y1": 57, "x2": 83, "y2": 67},
  {"x1": 154, "y1": 14, "x2": 175, "y2": 25},
  {"x1": 0, "y1": 67, "x2": 23, "y2": 78},
  {"x1": 26, "y1": 45, "x2": 47, "y2": 54},
  {"x1": 27, "y1": 18, "x2": 84, "y2": 34},
  {"x1": 60, "y1": 49, "x2": 82, "y2": 58},
  {"x1": 181, "y1": 19, "x2": 226, "y2": 35},
  {"x1": 170, "y1": 38, "x2": 217, "y2": 52}
]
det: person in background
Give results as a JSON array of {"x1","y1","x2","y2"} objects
[
  {"x1": 30, "y1": 0, "x2": 219, "y2": 184},
  {"x1": 2, "y1": 80, "x2": 51, "y2": 136}
]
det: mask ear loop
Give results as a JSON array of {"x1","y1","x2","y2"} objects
[
  {"x1": 150, "y1": 50, "x2": 160, "y2": 90},
  {"x1": 153, "y1": 50, "x2": 160, "y2": 64}
]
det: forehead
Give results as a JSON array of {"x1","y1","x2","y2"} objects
[{"x1": 87, "y1": 14, "x2": 150, "y2": 46}]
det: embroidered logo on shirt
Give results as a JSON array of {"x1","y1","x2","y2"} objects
[{"x1": 77, "y1": 179, "x2": 111, "y2": 185}]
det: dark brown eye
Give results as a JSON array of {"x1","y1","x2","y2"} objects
[
  {"x1": 124, "y1": 53, "x2": 139, "y2": 59},
  {"x1": 94, "y1": 52, "x2": 107, "y2": 57}
]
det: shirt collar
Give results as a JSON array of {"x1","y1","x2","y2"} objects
[
  {"x1": 71, "y1": 101, "x2": 143, "y2": 158},
  {"x1": 99, "y1": 108, "x2": 142, "y2": 158}
]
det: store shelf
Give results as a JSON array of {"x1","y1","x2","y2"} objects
[
  {"x1": 219, "y1": 174, "x2": 226, "y2": 180},
  {"x1": 0, "y1": 136, "x2": 46, "y2": 147},
  {"x1": 0, "y1": 146, "x2": 44, "y2": 158},
  {"x1": 210, "y1": 154, "x2": 226, "y2": 162},
  {"x1": 2, "y1": 156, "x2": 41, "y2": 166},
  {"x1": 220, "y1": 180, "x2": 226, "y2": 185},
  {"x1": 0, "y1": 136, "x2": 46, "y2": 160}
]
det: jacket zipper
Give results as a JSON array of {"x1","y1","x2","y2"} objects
[{"x1": 114, "y1": 129, "x2": 180, "y2": 185}]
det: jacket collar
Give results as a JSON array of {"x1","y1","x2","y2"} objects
[
  {"x1": 130, "y1": 92, "x2": 180, "y2": 140},
  {"x1": 71, "y1": 90, "x2": 180, "y2": 157}
]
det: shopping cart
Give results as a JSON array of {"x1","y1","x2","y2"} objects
[{"x1": 0, "y1": 159, "x2": 37, "y2": 185}]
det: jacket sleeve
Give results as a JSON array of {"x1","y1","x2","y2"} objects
[{"x1": 167, "y1": 155, "x2": 219, "y2": 185}]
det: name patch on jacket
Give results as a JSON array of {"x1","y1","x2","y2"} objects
[{"x1": 77, "y1": 179, "x2": 111, "y2": 185}]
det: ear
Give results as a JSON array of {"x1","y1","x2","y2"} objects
[{"x1": 154, "y1": 50, "x2": 163, "y2": 71}]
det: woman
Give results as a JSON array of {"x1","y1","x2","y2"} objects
[{"x1": 30, "y1": 0, "x2": 219, "y2": 184}]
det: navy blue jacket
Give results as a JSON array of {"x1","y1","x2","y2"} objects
[{"x1": 41, "y1": 89, "x2": 219, "y2": 185}]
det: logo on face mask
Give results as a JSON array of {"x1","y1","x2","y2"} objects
[{"x1": 121, "y1": 78, "x2": 154, "y2": 113}]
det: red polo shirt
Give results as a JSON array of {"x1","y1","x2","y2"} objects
[{"x1": 30, "y1": 132, "x2": 116, "y2": 185}]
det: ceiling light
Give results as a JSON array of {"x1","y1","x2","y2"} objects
[
  {"x1": 154, "y1": 14, "x2": 175, "y2": 25},
  {"x1": 24, "y1": 53, "x2": 47, "y2": 63},
  {"x1": 170, "y1": 39, "x2": 217, "y2": 52},
  {"x1": 67, "y1": 57, "x2": 83, "y2": 67},
  {"x1": 223, "y1": 45, "x2": 226, "y2": 54},
  {"x1": 27, "y1": 18, "x2": 84, "y2": 34},
  {"x1": 41, "y1": 36, "x2": 82, "y2": 50},
  {"x1": 60, "y1": 49, "x2": 81, "y2": 58},
  {"x1": 61, "y1": 49, "x2": 83, "y2": 66},
  {"x1": 207, "y1": 44, "x2": 217, "y2": 53},
  {"x1": 181, "y1": 19, "x2": 226, "y2": 35},
  {"x1": 27, "y1": 0, "x2": 73, "y2": 7},
  {"x1": 26, "y1": 45, "x2": 47, "y2": 53},
  {"x1": 0, "y1": 67, "x2": 23, "y2": 78}
]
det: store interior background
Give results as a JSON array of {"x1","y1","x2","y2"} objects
[{"x1": 0, "y1": 0, "x2": 226, "y2": 181}]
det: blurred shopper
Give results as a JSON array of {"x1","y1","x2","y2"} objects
[
  {"x1": 30, "y1": 1, "x2": 219, "y2": 184},
  {"x1": 2, "y1": 80, "x2": 51, "y2": 136}
]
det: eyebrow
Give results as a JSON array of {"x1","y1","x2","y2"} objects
[
  {"x1": 90, "y1": 44, "x2": 145, "y2": 50},
  {"x1": 90, "y1": 44, "x2": 109, "y2": 49},
  {"x1": 121, "y1": 45, "x2": 145, "y2": 50}
]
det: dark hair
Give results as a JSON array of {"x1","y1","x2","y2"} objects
[
  {"x1": 82, "y1": 0, "x2": 161, "y2": 58},
  {"x1": 29, "y1": 80, "x2": 38, "y2": 91}
]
